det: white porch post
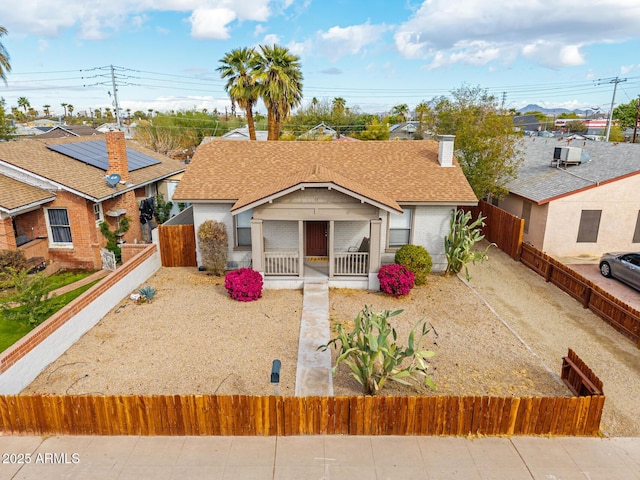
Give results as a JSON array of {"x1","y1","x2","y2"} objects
[
  {"x1": 329, "y1": 220, "x2": 335, "y2": 278},
  {"x1": 368, "y1": 219, "x2": 382, "y2": 289},
  {"x1": 298, "y1": 220, "x2": 304, "y2": 277},
  {"x1": 250, "y1": 218, "x2": 264, "y2": 272}
]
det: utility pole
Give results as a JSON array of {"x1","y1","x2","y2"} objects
[
  {"x1": 110, "y1": 65, "x2": 122, "y2": 130},
  {"x1": 633, "y1": 94, "x2": 640, "y2": 144},
  {"x1": 596, "y1": 76, "x2": 626, "y2": 142}
]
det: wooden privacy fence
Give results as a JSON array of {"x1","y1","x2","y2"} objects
[
  {"x1": 521, "y1": 243, "x2": 640, "y2": 348},
  {"x1": 0, "y1": 392, "x2": 604, "y2": 437},
  {"x1": 158, "y1": 224, "x2": 197, "y2": 267},
  {"x1": 462, "y1": 200, "x2": 524, "y2": 260},
  {"x1": 562, "y1": 349, "x2": 603, "y2": 397}
]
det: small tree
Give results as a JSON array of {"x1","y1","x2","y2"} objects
[
  {"x1": 319, "y1": 306, "x2": 436, "y2": 395},
  {"x1": 99, "y1": 216, "x2": 131, "y2": 263},
  {"x1": 444, "y1": 209, "x2": 493, "y2": 280},
  {"x1": 198, "y1": 220, "x2": 228, "y2": 275},
  {"x1": 1, "y1": 268, "x2": 54, "y2": 325}
]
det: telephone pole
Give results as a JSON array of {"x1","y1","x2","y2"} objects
[
  {"x1": 110, "y1": 65, "x2": 122, "y2": 130},
  {"x1": 596, "y1": 76, "x2": 626, "y2": 142}
]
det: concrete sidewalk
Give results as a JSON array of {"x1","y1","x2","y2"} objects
[{"x1": 1, "y1": 435, "x2": 639, "y2": 479}]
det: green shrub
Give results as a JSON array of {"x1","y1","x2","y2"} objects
[
  {"x1": 198, "y1": 220, "x2": 228, "y2": 275},
  {"x1": 0, "y1": 250, "x2": 28, "y2": 288},
  {"x1": 138, "y1": 285, "x2": 157, "y2": 303},
  {"x1": 1, "y1": 268, "x2": 54, "y2": 326},
  {"x1": 394, "y1": 244, "x2": 432, "y2": 285},
  {"x1": 319, "y1": 306, "x2": 436, "y2": 395},
  {"x1": 99, "y1": 216, "x2": 131, "y2": 263}
]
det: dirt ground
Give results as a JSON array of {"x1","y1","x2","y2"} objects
[{"x1": 22, "y1": 246, "x2": 640, "y2": 436}]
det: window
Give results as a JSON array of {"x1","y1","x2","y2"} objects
[
  {"x1": 521, "y1": 202, "x2": 532, "y2": 234},
  {"x1": 577, "y1": 210, "x2": 601, "y2": 243},
  {"x1": 93, "y1": 202, "x2": 104, "y2": 224},
  {"x1": 46, "y1": 208, "x2": 73, "y2": 245},
  {"x1": 633, "y1": 211, "x2": 640, "y2": 243},
  {"x1": 389, "y1": 208, "x2": 412, "y2": 247},
  {"x1": 236, "y1": 209, "x2": 252, "y2": 247}
]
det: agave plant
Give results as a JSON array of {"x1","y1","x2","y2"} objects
[{"x1": 138, "y1": 285, "x2": 157, "y2": 303}]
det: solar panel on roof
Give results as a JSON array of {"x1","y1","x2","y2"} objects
[{"x1": 47, "y1": 140, "x2": 160, "y2": 172}]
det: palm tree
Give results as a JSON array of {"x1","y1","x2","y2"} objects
[
  {"x1": 250, "y1": 44, "x2": 303, "y2": 140},
  {"x1": 61, "y1": 102, "x2": 68, "y2": 117},
  {"x1": 391, "y1": 103, "x2": 410, "y2": 122},
  {"x1": 332, "y1": 97, "x2": 346, "y2": 115},
  {"x1": 0, "y1": 26, "x2": 11, "y2": 84},
  {"x1": 17, "y1": 97, "x2": 30, "y2": 114},
  {"x1": 217, "y1": 47, "x2": 260, "y2": 140},
  {"x1": 67, "y1": 104, "x2": 74, "y2": 118},
  {"x1": 43, "y1": 104, "x2": 51, "y2": 117}
]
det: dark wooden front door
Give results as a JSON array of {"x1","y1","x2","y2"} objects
[{"x1": 306, "y1": 221, "x2": 328, "y2": 256}]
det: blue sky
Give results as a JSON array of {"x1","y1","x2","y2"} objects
[{"x1": 1, "y1": 0, "x2": 640, "y2": 118}]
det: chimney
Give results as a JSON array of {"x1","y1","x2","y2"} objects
[
  {"x1": 105, "y1": 131, "x2": 130, "y2": 182},
  {"x1": 438, "y1": 135, "x2": 455, "y2": 167}
]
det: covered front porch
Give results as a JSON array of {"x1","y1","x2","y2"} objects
[{"x1": 249, "y1": 218, "x2": 382, "y2": 289}]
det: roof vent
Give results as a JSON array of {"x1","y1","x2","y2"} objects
[{"x1": 551, "y1": 147, "x2": 590, "y2": 168}]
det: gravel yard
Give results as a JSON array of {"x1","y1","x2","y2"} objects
[{"x1": 22, "y1": 246, "x2": 640, "y2": 436}]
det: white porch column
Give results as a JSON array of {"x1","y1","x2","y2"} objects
[
  {"x1": 368, "y1": 218, "x2": 382, "y2": 290},
  {"x1": 250, "y1": 218, "x2": 264, "y2": 272},
  {"x1": 329, "y1": 220, "x2": 335, "y2": 278},
  {"x1": 298, "y1": 220, "x2": 304, "y2": 277}
]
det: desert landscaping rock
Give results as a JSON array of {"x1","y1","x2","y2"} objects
[{"x1": 22, "y1": 246, "x2": 640, "y2": 437}]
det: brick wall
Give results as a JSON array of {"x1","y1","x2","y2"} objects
[
  {"x1": 0, "y1": 217, "x2": 16, "y2": 250},
  {"x1": 0, "y1": 244, "x2": 158, "y2": 380},
  {"x1": 105, "y1": 131, "x2": 131, "y2": 182},
  {"x1": 335, "y1": 221, "x2": 369, "y2": 251},
  {"x1": 121, "y1": 243, "x2": 148, "y2": 264}
]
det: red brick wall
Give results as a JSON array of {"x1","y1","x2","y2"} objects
[
  {"x1": 0, "y1": 217, "x2": 16, "y2": 250},
  {"x1": 105, "y1": 131, "x2": 130, "y2": 182},
  {"x1": 0, "y1": 244, "x2": 157, "y2": 375},
  {"x1": 12, "y1": 209, "x2": 47, "y2": 242}
]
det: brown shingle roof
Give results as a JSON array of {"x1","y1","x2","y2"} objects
[
  {"x1": 173, "y1": 140, "x2": 477, "y2": 204},
  {"x1": 0, "y1": 174, "x2": 55, "y2": 212},
  {"x1": 0, "y1": 135, "x2": 185, "y2": 201},
  {"x1": 232, "y1": 163, "x2": 402, "y2": 212}
]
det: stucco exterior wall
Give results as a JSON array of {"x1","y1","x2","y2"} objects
[
  {"x1": 543, "y1": 176, "x2": 640, "y2": 258},
  {"x1": 192, "y1": 203, "x2": 248, "y2": 268},
  {"x1": 264, "y1": 221, "x2": 298, "y2": 251},
  {"x1": 498, "y1": 195, "x2": 548, "y2": 250},
  {"x1": 335, "y1": 221, "x2": 369, "y2": 252}
]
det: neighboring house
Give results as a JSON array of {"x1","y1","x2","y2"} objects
[
  {"x1": 201, "y1": 127, "x2": 269, "y2": 143},
  {"x1": 298, "y1": 122, "x2": 338, "y2": 140},
  {"x1": 36, "y1": 125, "x2": 101, "y2": 139},
  {"x1": 96, "y1": 123, "x2": 136, "y2": 139},
  {"x1": 513, "y1": 115, "x2": 541, "y2": 134},
  {"x1": 0, "y1": 132, "x2": 185, "y2": 269},
  {"x1": 496, "y1": 137, "x2": 640, "y2": 259},
  {"x1": 173, "y1": 137, "x2": 477, "y2": 290},
  {"x1": 389, "y1": 121, "x2": 431, "y2": 140}
]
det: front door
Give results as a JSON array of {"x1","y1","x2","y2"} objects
[{"x1": 306, "y1": 221, "x2": 328, "y2": 256}]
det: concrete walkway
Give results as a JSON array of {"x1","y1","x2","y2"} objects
[
  {"x1": 2, "y1": 434, "x2": 639, "y2": 479},
  {"x1": 294, "y1": 280, "x2": 333, "y2": 396}
]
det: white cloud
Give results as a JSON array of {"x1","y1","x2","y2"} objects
[
  {"x1": 286, "y1": 40, "x2": 309, "y2": 57},
  {"x1": 190, "y1": 8, "x2": 236, "y2": 39},
  {"x1": 262, "y1": 33, "x2": 282, "y2": 45},
  {"x1": 0, "y1": 0, "x2": 274, "y2": 40},
  {"x1": 254, "y1": 24, "x2": 267, "y2": 37},
  {"x1": 317, "y1": 22, "x2": 388, "y2": 60},
  {"x1": 620, "y1": 64, "x2": 638, "y2": 74},
  {"x1": 395, "y1": 0, "x2": 640, "y2": 69}
]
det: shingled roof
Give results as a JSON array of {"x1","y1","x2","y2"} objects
[
  {"x1": 173, "y1": 140, "x2": 477, "y2": 206},
  {"x1": 0, "y1": 174, "x2": 55, "y2": 213},
  {"x1": 0, "y1": 135, "x2": 185, "y2": 202},
  {"x1": 508, "y1": 137, "x2": 640, "y2": 204}
]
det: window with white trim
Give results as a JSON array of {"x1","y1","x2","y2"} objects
[
  {"x1": 46, "y1": 208, "x2": 73, "y2": 245},
  {"x1": 236, "y1": 209, "x2": 253, "y2": 247},
  {"x1": 388, "y1": 208, "x2": 412, "y2": 247},
  {"x1": 93, "y1": 202, "x2": 104, "y2": 225}
]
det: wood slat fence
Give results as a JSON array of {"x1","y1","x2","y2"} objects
[
  {"x1": 462, "y1": 201, "x2": 524, "y2": 260},
  {"x1": 0, "y1": 392, "x2": 604, "y2": 437},
  {"x1": 562, "y1": 349, "x2": 604, "y2": 397},
  {"x1": 158, "y1": 224, "x2": 197, "y2": 267},
  {"x1": 520, "y1": 243, "x2": 640, "y2": 348}
]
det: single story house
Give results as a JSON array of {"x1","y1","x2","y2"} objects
[
  {"x1": 496, "y1": 136, "x2": 640, "y2": 259},
  {"x1": 173, "y1": 137, "x2": 477, "y2": 289},
  {"x1": 0, "y1": 131, "x2": 185, "y2": 270}
]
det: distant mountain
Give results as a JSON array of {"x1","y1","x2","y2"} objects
[{"x1": 519, "y1": 104, "x2": 588, "y2": 116}]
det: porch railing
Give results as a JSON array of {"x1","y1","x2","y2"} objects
[
  {"x1": 334, "y1": 252, "x2": 369, "y2": 276},
  {"x1": 264, "y1": 251, "x2": 299, "y2": 275}
]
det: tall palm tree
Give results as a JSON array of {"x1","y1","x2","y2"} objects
[
  {"x1": 332, "y1": 97, "x2": 346, "y2": 115},
  {"x1": 60, "y1": 102, "x2": 68, "y2": 117},
  {"x1": 0, "y1": 26, "x2": 11, "y2": 84},
  {"x1": 17, "y1": 97, "x2": 30, "y2": 114},
  {"x1": 391, "y1": 103, "x2": 410, "y2": 122},
  {"x1": 67, "y1": 104, "x2": 74, "y2": 118},
  {"x1": 250, "y1": 44, "x2": 303, "y2": 141},
  {"x1": 217, "y1": 47, "x2": 260, "y2": 140},
  {"x1": 43, "y1": 104, "x2": 51, "y2": 117}
]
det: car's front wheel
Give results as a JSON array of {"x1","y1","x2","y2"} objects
[{"x1": 600, "y1": 262, "x2": 612, "y2": 278}]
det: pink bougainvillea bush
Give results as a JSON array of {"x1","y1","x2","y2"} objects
[
  {"x1": 224, "y1": 268, "x2": 263, "y2": 302},
  {"x1": 377, "y1": 264, "x2": 415, "y2": 298}
]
